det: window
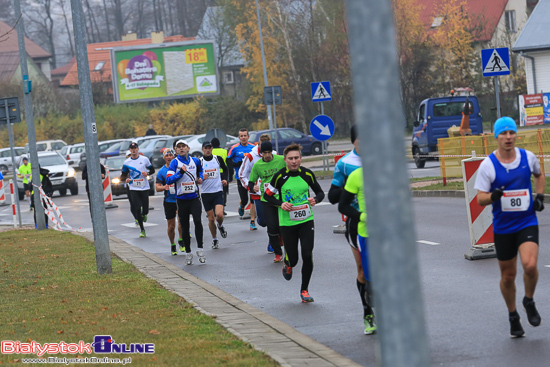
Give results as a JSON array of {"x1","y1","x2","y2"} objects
[
  {"x1": 432, "y1": 102, "x2": 474, "y2": 117},
  {"x1": 418, "y1": 104, "x2": 426, "y2": 122},
  {"x1": 505, "y1": 10, "x2": 516, "y2": 33},
  {"x1": 60, "y1": 146, "x2": 69, "y2": 155},
  {"x1": 223, "y1": 71, "x2": 234, "y2": 84},
  {"x1": 37, "y1": 144, "x2": 47, "y2": 152},
  {"x1": 94, "y1": 61, "x2": 106, "y2": 71},
  {"x1": 52, "y1": 142, "x2": 66, "y2": 150},
  {"x1": 154, "y1": 140, "x2": 167, "y2": 149},
  {"x1": 280, "y1": 129, "x2": 302, "y2": 139},
  {"x1": 431, "y1": 16, "x2": 444, "y2": 28}
]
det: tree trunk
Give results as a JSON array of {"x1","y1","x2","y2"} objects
[
  {"x1": 58, "y1": 0, "x2": 74, "y2": 57},
  {"x1": 102, "y1": 0, "x2": 112, "y2": 41}
]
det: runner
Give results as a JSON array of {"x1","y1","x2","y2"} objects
[
  {"x1": 328, "y1": 125, "x2": 375, "y2": 334},
  {"x1": 240, "y1": 134, "x2": 277, "y2": 249},
  {"x1": 120, "y1": 142, "x2": 155, "y2": 238},
  {"x1": 166, "y1": 139, "x2": 205, "y2": 265},
  {"x1": 338, "y1": 167, "x2": 376, "y2": 335},
  {"x1": 228, "y1": 128, "x2": 256, "y2": 228},
  {"x1": 475, "y1": 117, "x2": 545, "y2": 338},
  {"x1": 156, "y1": 148, "x2": 184, "y2": 256},
  {"x1": 17, "y1": 157, "x2": 32, "y2": 206},
  {"x1": 199, "y1": 141, "x2": 229, "y2": 249},
  {"x1": 264, "y1": 143, "x2": 325, "y2": 303},
  {"x1": 248, "y1": 141, "x2": 286, "y2": 262},
  {"x1": 211, "y1": 138, "x2": 229, "y2": 215}
]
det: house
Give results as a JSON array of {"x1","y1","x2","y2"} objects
[
  {"x1": 59, "y1": 32, "x2": 194, "y2": 88},
  {"x1": 0, "y1": 19, "x2": 52, "y2": 84},
  {"x1": 512, "y1": 0, "x2": 550, "y2": 94}
]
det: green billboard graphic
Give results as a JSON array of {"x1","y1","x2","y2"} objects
[{"x1": 111, "y1": 41, "x2": 219, "y2": 103}]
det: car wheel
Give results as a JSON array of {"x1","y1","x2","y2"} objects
[
  {"x1": 59, "y1": 188, "x2": 67, "y2": 196},
  {"x1": 311, "y1": 143, "x2": 322, "y2": 156},
  {"x1": 70, "y1": 184, "x2": 79, "y2": 196},
  {"x1": 191, "y1": 151, "x2": 203, "y2": 158},
  {"x1": 413, "y1": 147, "x2": 426, "y2": 168},
  {"x1": 0, "y1": 164, "x2": 8, "y2": 172}
]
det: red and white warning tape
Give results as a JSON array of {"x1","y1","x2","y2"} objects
[
  {"x1": 36, "y1": 185, "x2": 81, "y2": 232},
  {"x1": 411, "y1": 154, "x2": 550, "y2": 159}
]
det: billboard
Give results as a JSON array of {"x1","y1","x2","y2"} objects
[
  {"x1": 518, "y1": 93, "x2": 550, "y2": 126},
  {"x1": 111, "y1": 40, "x2": 219, "y2": 103}
]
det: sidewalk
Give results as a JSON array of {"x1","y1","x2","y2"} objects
[{"x1": 76, "y1": 232, "x2": 361, "y2": 367}]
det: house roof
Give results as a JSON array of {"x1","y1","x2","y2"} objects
[
  {"x1": 51, "y1": 57, "x2": 75, "y2": 77},
  {"x1": 0, "y1": 51, "x2": 20, "y2": 81},
  {"x1": 0, "y1": 19, "x2": 52, "y2": 58},
  {"x1": 60, "y1": 35, "x2": 194, "y2": 86},
  {"x1": 512, "y1": 0, "x2": 550, "y2": 52},
  {"x1": 418, "y1": 0, "x2": 508, "y2": 42}
]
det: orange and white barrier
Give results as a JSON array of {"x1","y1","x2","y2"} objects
[
  {"x1": 38, "y1": 185, "x2": 81, "y2": 232},
  {"x1": 0, "y1": 178, "x2": 6, "y2": 206},
  {"x1": 9, "y1": 180, "x2": 16, "y2": 227},
  {"x1": 103, "y1": 168, "x2": 118, "y2": 209},
  {"x1": 461, "y1": 154, "x2": 496, "y2": 260}
]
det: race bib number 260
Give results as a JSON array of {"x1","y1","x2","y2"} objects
[{"x1": 289, "y1": 204, "x2": 311, "y2": 221}]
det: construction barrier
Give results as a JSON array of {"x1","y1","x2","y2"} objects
[
  {"x1": 0, "y1": 178, "x2": 6, "y2": 206},
  {"x1": 461, "y1": 154, "x2": 496, "y2": 260},
  {"x1": 9, "y1": 180, "x2": 16, "y2": 227},
  {"x1": 103, "y1": 168, "x2": 118, "y2": 209},
  {"x1": 38, "y1": 185, "x2": 81, "y2": 232}
]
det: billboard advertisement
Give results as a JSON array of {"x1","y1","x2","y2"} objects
[
  {"x1": 518, "y1": 93, "x2": 550, "y2": 126},
  {"x1": 111, "y1": 41, "x2": 219, "y2": 103}
]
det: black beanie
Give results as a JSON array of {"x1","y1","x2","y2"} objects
[
  {"x1": 260, "y1": 141, "x2": 273, "y2": 152},
  {"x1": 350, "y1": 124, "x2": 358, "y2": 143},
  {"x1": 211, "y1": 138, "x2": 220, "y2": 148}
]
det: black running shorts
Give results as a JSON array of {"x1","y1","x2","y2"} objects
[
  {"x1": 494, "y1": 225, "x2": 539, "y2": 261},
  {"x1": 163, "y1": 201, "x2": 177, "y2": 220},
  {"x1": 201, "y1": 191, "x2": 224, "y2": 213}
]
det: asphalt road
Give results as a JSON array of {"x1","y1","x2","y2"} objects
[{"x1": 1, "y1": 178, "x2": 550, "y2": 366}]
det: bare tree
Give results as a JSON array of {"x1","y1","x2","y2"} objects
[
  {"x1": 102, "y1": 0, "x2": 112, "y2": 41},
  {"x1": 57, "y1": 0, "x2": 74, "y2": 57},
  {"x1": 24, "y1": 0, "x2": 57, "y2": 68}
]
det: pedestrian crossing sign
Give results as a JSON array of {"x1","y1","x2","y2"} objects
[
  {"x1": 481, "y1": 48, "x2": 510, "y2": 77},
  {"x1": 311, "y1": 81, "x2": 332, "y2": 102}
]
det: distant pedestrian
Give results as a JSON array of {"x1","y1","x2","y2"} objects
[
  {"x1": 145, "y1": 124, "x2": 157, "y2": 136},
  {"x1": 475, "y1": 117, "x2": 545, "y2": 338}
]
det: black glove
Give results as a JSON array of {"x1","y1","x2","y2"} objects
[
  {"x1": 179, "y1": 167, "x2": 186, "y2": 175},
  {"x1": 490, "y1": 188, "x2": 504, "y2": 202},
  {"x1": 533, "y1": 193, "x2": 545, "y2": 212}
]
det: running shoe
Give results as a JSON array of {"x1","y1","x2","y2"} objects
[
  {"x1": 364, "y1": 314, "x2": 377, "y2": 335},
  {"x1": 139, "y1": 230, "x2": 146, "y2": 238},
  {"x1": 300, "y1": 290, "x2": 314, "y2": 303},
  {"x1": 267, "y1": 244, "x2": 274, "y2": 253},
  {"x1": 238, "y1": 206, "x2": 244, "y2": 217},
  {"x1": 197, "y1": 249, "x2": 206, "y2": 263},
  {"x1": 250, "y1": 222, "x2": 257, "y2": 231},
  {"x1": 274, "y1": 254, "x2": 283, "y2": 263},
  {"x1": 135, "y1": 219, "x2": 139, "y2": 227},
  {"x1": 509, "y1": 313, "x2": 525, "y2": 338},
  {"x1": 171, "y1": 244, "x2": 177, "y2": 256},
  {"x1": 282, "y1": 264, "x2": 293, "y2": 280},
  {"x1": 142, "y1": 214, "x2": 148, "y2": 223},
  {"x1": 523, "y1": 297, "x2": 541, "y2": 327},
  {"x1": 212, "y1": 239, "x2": 219, "y2": 249},
  {"x1": 178, "y1": 239, "x2": 185, "y2": 252},
  {"x1": 218, "y1": 225, "x2": 227, "y2": 238},
  {"x1": 185, "y1": 252, "x2": 193, "y2": 265}
]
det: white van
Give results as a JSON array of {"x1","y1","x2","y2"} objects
[{"x1": 25, "y1": 139, "x2": 67, "y2": 153}]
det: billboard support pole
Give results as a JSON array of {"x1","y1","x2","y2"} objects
[{"x1": 70, "y1": 0, "x2": 112, "y2": 274}]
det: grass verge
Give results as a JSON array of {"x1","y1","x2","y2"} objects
[{"x1": 0, "y1": 229, "x2": 279, "y2": 366}]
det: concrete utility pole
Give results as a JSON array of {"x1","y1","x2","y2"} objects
[
  {"x1": 70, "y1": 0, "x2": 112, "y2": 274},
  {"x1": 346, "y1": 1, "x2": 430, "y2": 366},
  {"x1": 13, "y1": 0, "x2": 46, "y2": 230},
  {"x1": 256, "y1": 0, "x2": 274, "y2": 131}
]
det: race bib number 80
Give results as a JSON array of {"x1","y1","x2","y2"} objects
[
  {"x1": 501, "y1": 189, "x2": 530, "y2": 212},
  {"x1": 289, "y1": 204, "x2": 312, "y2": 221}
]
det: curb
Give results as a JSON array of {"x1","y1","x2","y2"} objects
[
  {"x1": 411, "y1": 190, "x2": 465, "y2": 198},
  {"x1": 76, "y1": 232, "x2": 361, "y2": 367}
]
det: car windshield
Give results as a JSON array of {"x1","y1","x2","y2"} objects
[
  {"x1": 433, "y1": 102, "x2": 474, "y2": 117},
  {"x1": 104, "y1": 142, "x2": 122, "y2": 152},
  {"x1": 104, "y1": 156, "x2": 127, "y2": 170},
  {"x1": 38, "y1": 155, "x2": 66, "y2": 166},
  {"x1": 139, "y1": 140, "x2": 152, "y2": 149}
]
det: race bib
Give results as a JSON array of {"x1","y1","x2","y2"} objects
[
  {"x1": 205, "y1": 169, "x2": 218, "y2": 179},
  {"x1": 289, "y1": 204, "x2": 312, "y2": 221},
  {"x1": 132, "y1": 179, "x2": 145, "y2": 188},
  {"x1": 263, "y1": 182, "x2": 270, "y2": 193},
  {"x1": 169, "y1": 184, "x2": 175, "y2": 195},
  {"x1": 24, "y1": 174, "x2": 31, "y2": 180},
  {"x1": 181, "y1": 181, "x2": 196, "y2": 193},
  {"x1": 501, "y1": 189, "x2": 530, "y2": 212}
]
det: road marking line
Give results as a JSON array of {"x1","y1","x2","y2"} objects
[
  {"x1": 544, "y1": 265, "x2": 550, "y2": 268},
  {"x1": 121, "y1": 222, "x2": 159, "y2": 228},
  {"x1": 417, "y1": 240, "x2": 440, "y2": 246}
]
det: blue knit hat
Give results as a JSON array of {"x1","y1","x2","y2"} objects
[{"x1": 494, "y1": 117, "x2": 517, "y2": 138}]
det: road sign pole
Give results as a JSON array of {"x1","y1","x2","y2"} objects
[
  {"x1": 271, "y1": 86, "x2": 279, "y2": 153},
  {"x1": 320, "y1": 102, "x2": 326, "y2": 171},
  {"x1": 495, "y1": 77, "x2": 501, "y2": 119},
  {"x1": 13, "y1": 0, "x2": 45, "y2": 230},
  {"x1": 4, "y1": 100, "x2": 22, "y2": 227}
]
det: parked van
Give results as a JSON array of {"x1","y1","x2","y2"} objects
[
  {"x1": 412, "y1": 95, "x2": 482, "y2": 168},
  {"x1": 25, "y1": 139, "x2": 67, "y2": 153}
]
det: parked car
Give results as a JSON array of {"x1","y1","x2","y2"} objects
[
  {"x1": 62, "y1": 143, "x2": 86, "y2": 168},
  {"x1": 134, "y1": 137, "x2": 167, "y2": 162},
  {"x1": 25, "y1": 139, "x2": 67, "y2": 153},
  {"x1": 0, "y1": 146, "x2": 25, "y2": 173},
  {"x1": 102, "y1": 155, "x2": 155, "y2": 196},
  {"x1": 16, "y1": 151, "x2": 78, "y2": 199},
  {"x1": 78, "y1": 139, "x2": 122, "y2": 170},
  {"x1": 247, "y1": 128, "x2": 325, "y2": 156},
  {"x1": 99, "y1": 139, "x2": 135, "y2": 159},
  {"x1": 150, "y1": 135, "x2": 193, "y2": 168}
]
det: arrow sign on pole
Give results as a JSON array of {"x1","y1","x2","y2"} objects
[{"x1": 309, "y1": 114, "x2": 334, "y2": 141}]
